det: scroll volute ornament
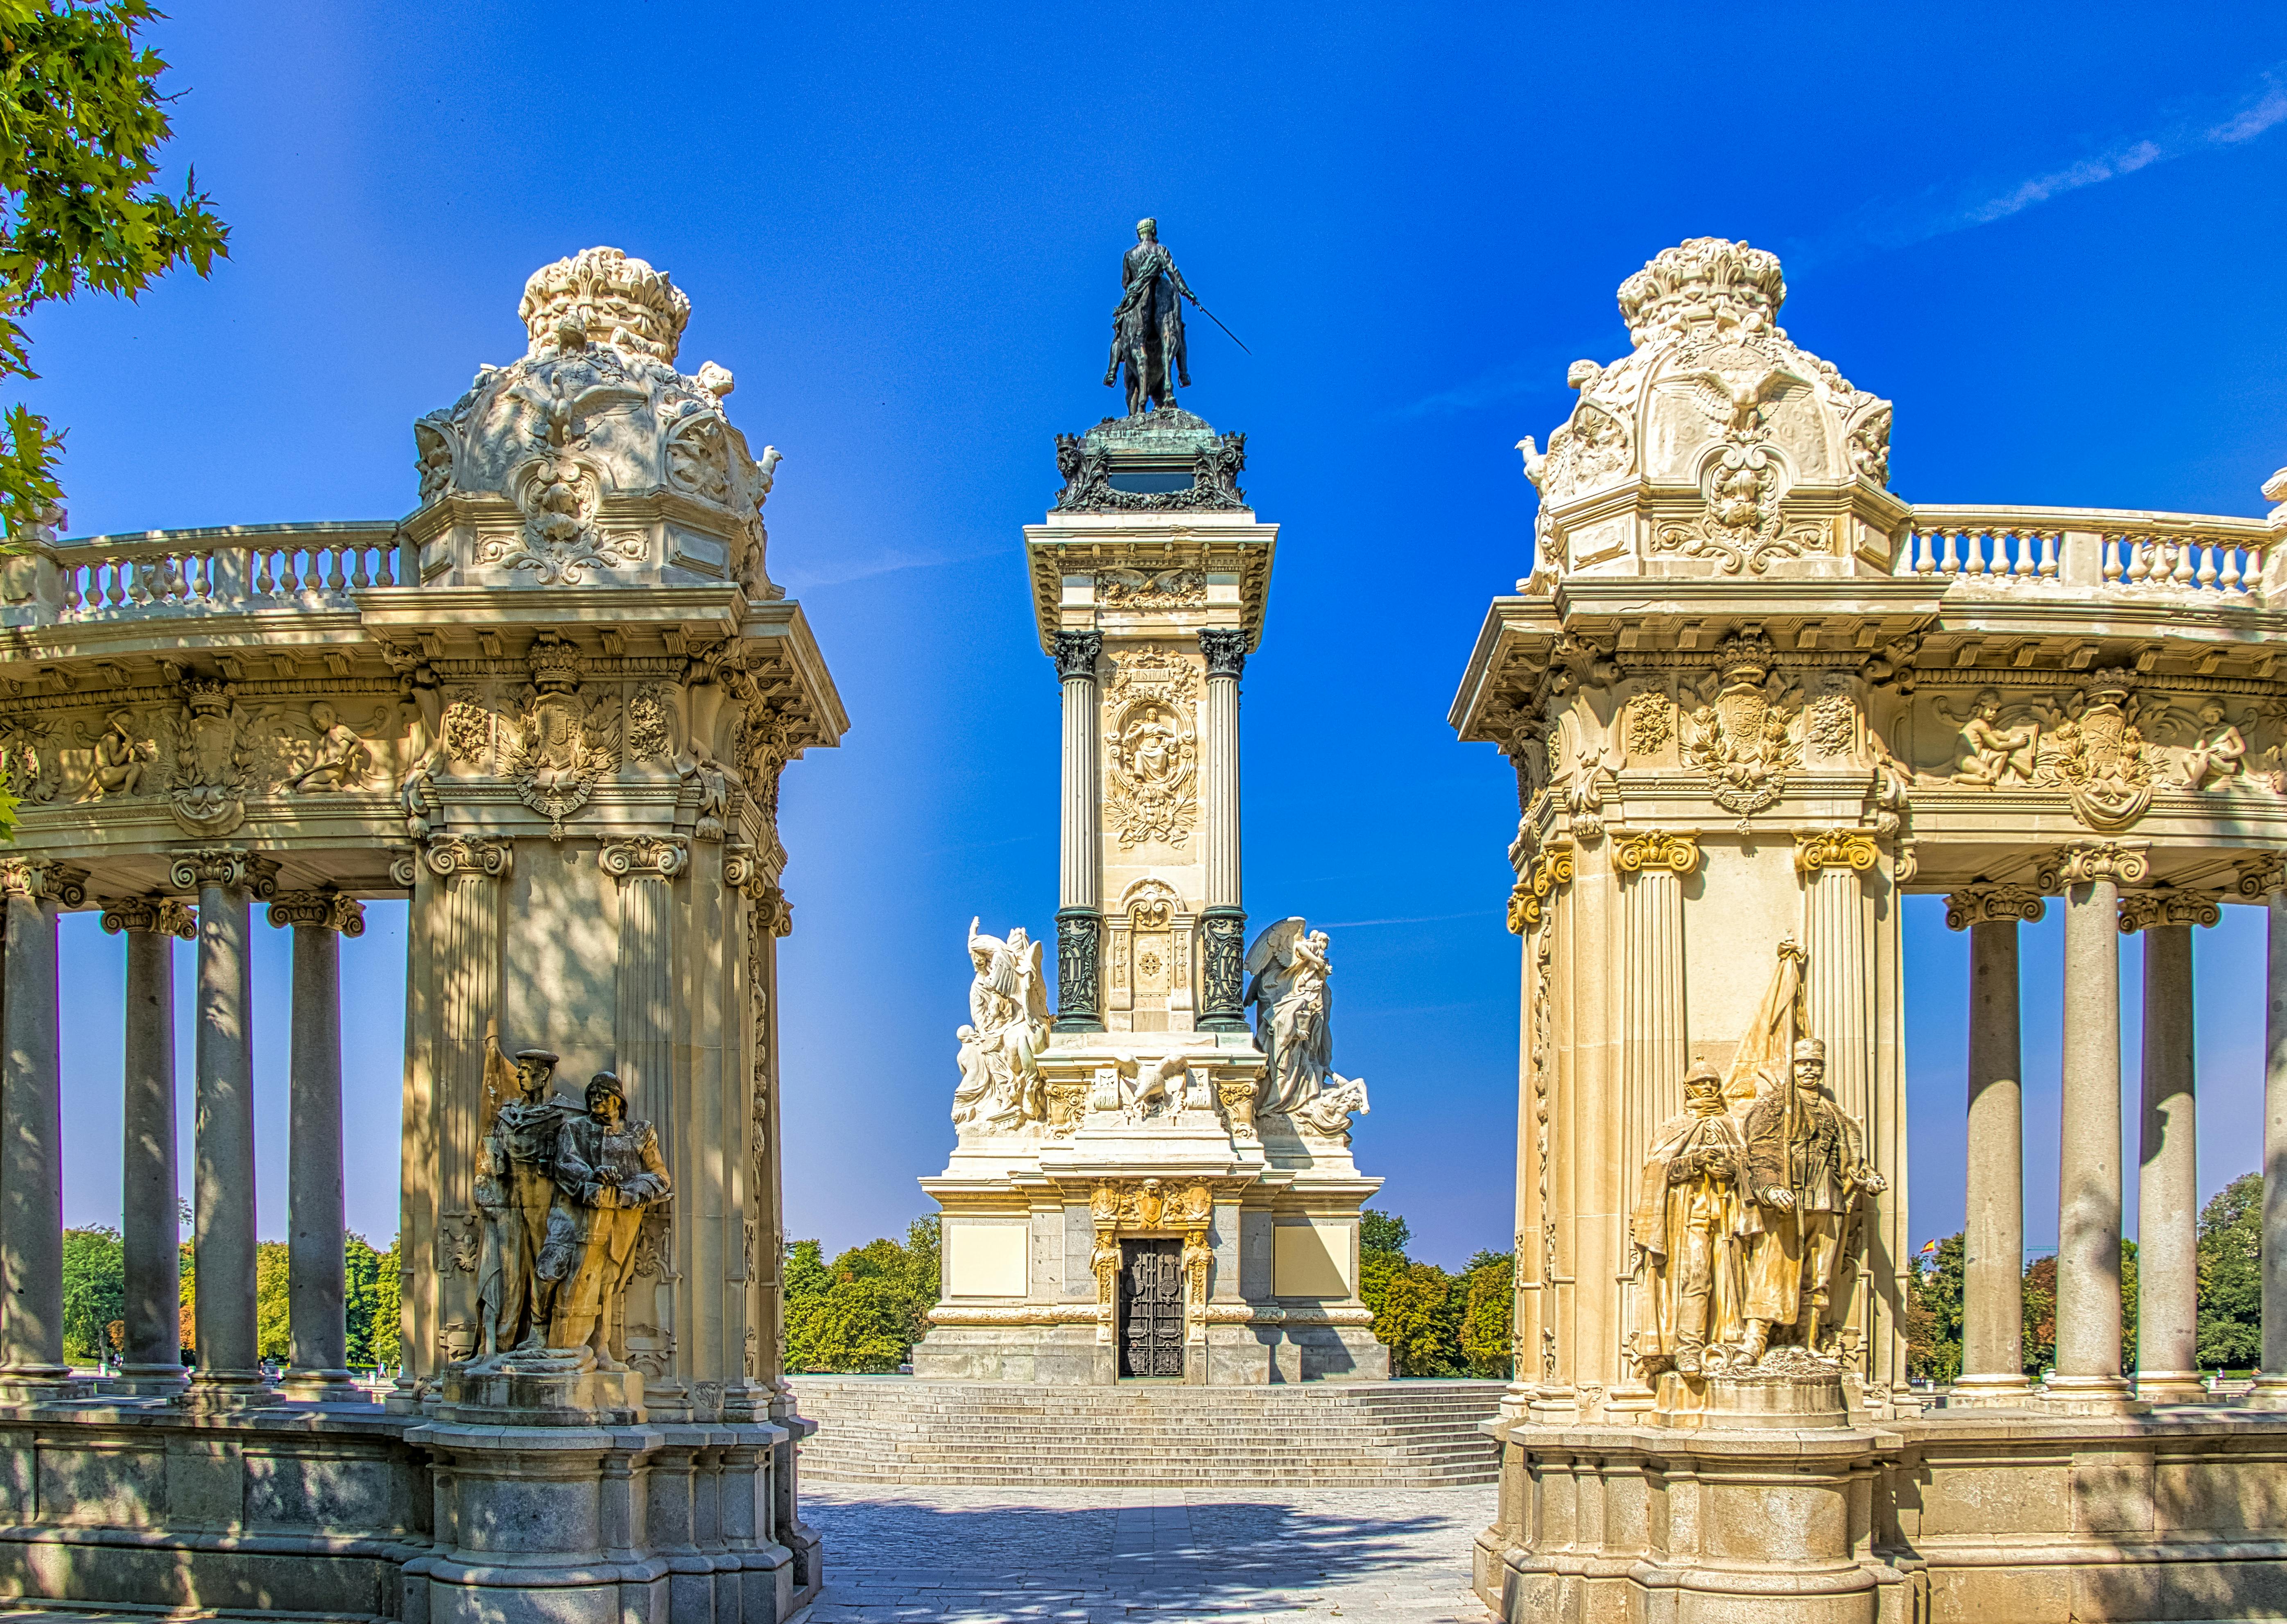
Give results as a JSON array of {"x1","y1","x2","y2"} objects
[
  {"x1": 166, "y1": 848, "x2": 277, "y2": 898},
  {"x1": 1942, "y1": 886, "x2": 2045, "y2": 931},
  {"x1": 0, "y1": 858, "x2": 88, "y2": 908},
  {"x1": 1613, "y1": 829, "x2": 1700, "y2": 876},
  {"x1": 2116, "y1": 889, "x2": 2223, "y2": 934},
  {"x1": 101, "y1": 896, "x2": 197, "y2": 939},
  {"x1": 2035, "y1": 842, "x2": 2150, "y2": 891},
  {"x1": 1793, "y1": 829, "x2": 1880, "y2": 876},
  {"x1": 1507, "y1": 838, "x2": 1576, "y2": 935}
]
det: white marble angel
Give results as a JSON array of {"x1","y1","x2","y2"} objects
[
  {"x1": 963, "y1": 918, "x2": 1050, "y2": 1126},
  {"x1": 1244, "y1": 918, "x2": 1368, "y2": 1133}
]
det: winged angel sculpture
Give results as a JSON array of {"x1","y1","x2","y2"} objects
[
  {"x1": 1243, "y1": 918, "x2": 1370, "y2": 1140},
  {"x1": 950, "y1": 919, "x2": 1051, "y2": 1130}
]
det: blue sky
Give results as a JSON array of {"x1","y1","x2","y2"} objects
[{"x1": 34, "y1": 3, "x2": 2287, "y2": 1269}]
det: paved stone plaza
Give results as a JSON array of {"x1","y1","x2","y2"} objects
[{"x1": 801, "y1": 1486, "x2": 1498, "y2": 1622}]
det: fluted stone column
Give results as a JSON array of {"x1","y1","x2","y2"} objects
[
  {"x1": 270, "y1": 888, "x2": 365, "y2": 1401},
  {"x1": 2259, "y1": 883, "x2": 2287, "y2": 1407},
  {"x1": 103, "y1": 896, "x2": 197, "y2": 1397},
  {"x1": 2122, "y1": 891, "x2": 2217, "y2": 1403},
  {"x1": 1945, "y1": 887, "x2": 2042, "y2": 1403},
  {"x1": 0, "y1": 859, "x2": 86, "y2": 1398},
  {"x1": 1053, "y1": 629, "x2": 1104, "y2": 1032},
  {"x1": 2042, "y1": 843, "x2": 2145, "y2": 1413},
  {"x1": 172, "y1": 847, "x2": 279, "y2": 1410},
  {"x1": 603, "y1": 835, "x2": 684, "y2": 1412},
  {"x1": 1197, "y1": 628, "x2": 1248, "y2": 1033},
  {"x1": 1795, "y1": 830, "x2": 1884, "y2": 1364},
  {"x1": 1613, "y1": 829, "x2": 1695, "y2": 1408}
]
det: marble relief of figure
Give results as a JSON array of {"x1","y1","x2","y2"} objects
[
  {"x1": 540, "y1": 1071, "x2": 672, "y2": 1366},
  {"x1": 287, "y1": 701, "x2": 369, "y2": 791},
  {"x1": 1737, "y1": 1037, "x2": 1885, "y2": 1363},
  {"x1": 1629, "y1": 1061, "x2": 1745, "y2": 1376},
  {"x1": 2179, "y1": 697, "x2": 2247, "y2": 789},
  {"x1": 82, "y1": 708, "x2": 153, "y2": 799},
  {"x1": 472, "y1": 1034, "x2": 574, "y2": 1365},
  {"x1": 1948, "y1": 688, "x2": 2038, "y2": 786}
]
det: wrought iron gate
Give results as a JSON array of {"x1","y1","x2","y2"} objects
[{"x1": 1119, "y1": 1238, "x2": 1185, "y2": 1377}]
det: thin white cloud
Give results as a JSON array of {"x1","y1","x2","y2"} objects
[
  {"x1": 1386, "y1": 328, "x2": 1631, "y2": 423},
  {"x1": 776, "y1": 543, "x2": 1002, "y2": 591},
  {"x1": 1805, "y1": 64, "x2": 2287, "y2": 263},
  {"x1": 1315, "y1": 909, "x2": 1500, "y2": 929}
]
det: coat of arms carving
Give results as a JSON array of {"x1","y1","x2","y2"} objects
[
  {"x1": 1680, "y1": 634, "x2": 1801, "y2": 818},
  {"x1": 167, "y1": 677, "x2": 252, "y2": 836},
  {"x1": 502, "y1": 633, "x2": 620, "y2": 838},
  {"x1": 1103, "y1": 650, "x2": 1199, "y2": 850},
  {"x1": 2033, "y1": 670, "x2": 2156, "y2": 832}
]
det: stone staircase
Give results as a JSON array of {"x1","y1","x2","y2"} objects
[{"x1": 789, "y1": 1376, "x2": 1508, "y2": 1487}]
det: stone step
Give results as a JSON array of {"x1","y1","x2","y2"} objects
[{"x1": 788, "y1": 1377, "x2": 1505, "y2": 1487}]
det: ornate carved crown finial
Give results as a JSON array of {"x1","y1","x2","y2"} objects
[
  {"x1": 1715, "y1": 629, "x2": 1777, "y2": 685},
  {"x1": 181, "y1": 675, "x2": 234, "y2": 718},
  {"x1": 527, "y1": 630, "x2": 583, "y2": 692},
  {"x1": 517, "y1": 247, "x2": 691, "y2": 365},
  {"x1": 2085, "y1": 666, "x2": 2138, "y2": 699},
  {"x1": 1617, "y1": 238, "x2": 1788, "y2": 348}
]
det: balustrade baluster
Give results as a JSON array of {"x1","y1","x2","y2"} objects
[
  {"x1": 350, "y1": 545, "x2": 371, "y2": 590},
  {"x1": 2125, "y1": 538, "x2": 2151, "y2": 584},
  {"x1": 2174, "y1": 543, "x2": 2198, "y2": 587},
  {"x1": 61, "y1": 563, "x2": 83, "y2": 615},
  {"x1": 2102, "y1": 537, "x2": 2123, "y2": 582},
  {"x1": 1940, "y1": 530, "x2": 1961, "y2": 577},
  {"x1": 2039, "y1": 532, "x2": 2060, "y2": 580},
  {"x1": 375, "y1": 541, "x2": 397, "y2": 587},
  {"x1": 326, "y1": 547, "x2": 347, "y2": 593},
  {"x1": 2221, "y1": 547, "x2": 2245, "y2": 593},
  {"x1": 254, "y1": 549, "x2": 276, "y2": 597},
  {"x1": 1912, "y1": 531, "x2": 1934, "y2": 575},
  {"x1": 2011, "y1": 531, "x2": 2035, "y2": 578},
  {"x1": 280, "y1": 549, "x2": 301, "y2": 594},
  {"x1": 100, "y1": 561, "x2": 124, "y2": 609}
]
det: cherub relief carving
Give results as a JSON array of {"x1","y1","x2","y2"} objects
[{"x1": 1941, "y1": 688, "x2": 2040, "y2": 787}]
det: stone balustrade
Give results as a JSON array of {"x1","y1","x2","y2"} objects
[
  {"x1": 5, "y1": 520, "x2": 407, "y2": 626},
  {"x1": 1898, "y1": 503, "x2": 2282, "y2": 600}
]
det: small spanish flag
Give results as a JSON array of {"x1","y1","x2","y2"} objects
[{"x1": 1920, "y1": 1239, "x2": 1939, "y2": 1256}]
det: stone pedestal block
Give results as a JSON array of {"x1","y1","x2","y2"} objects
[{"x1": 434, "y1": 1364, "x2": 646, "y2": 1428}]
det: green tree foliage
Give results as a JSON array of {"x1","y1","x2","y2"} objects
[
  {"x1": 364, "y1": 1235, "x2": 402, "y2": 1368},
  {"x1": 254, "y1": 1240, "x2": 289, "y2": 1361},
  {"x1": 783, "y1": 1219, "x2": 944, "y2": 1373},
  {"x1": 1905, "y1": 1233, "x2": 1966, "y2": 1384},
  {"x1": 1356, "y1": 1210, "x2": 1512, "y2": 1378},
  {"x1": 60, "y1": 1225, "x2": 122, "y2": 1362},
  {"x1": 0, "y1": 0, "x2": 228, "y2": 541},
  {"x1": 2196, "y1": 1172, "x2": 2261, "y2": 1370}
]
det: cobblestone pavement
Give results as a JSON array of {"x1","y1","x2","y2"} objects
[{"x1": 800, "y1": 1484, "x2": 1500, "y2": 1623}]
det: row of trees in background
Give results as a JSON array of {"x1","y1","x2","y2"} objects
[
  {"x1": 780, "y1": 1207, "x2": 1517, "y2": 1378},
  {"x1": 1906, "y1": 1172, "x2": 2263, "y2": 1381},
  {"x1": 60, "y1": 1228, "x2": 401, "y2": 1368}
]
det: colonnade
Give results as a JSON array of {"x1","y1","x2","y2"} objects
[
  {"x1": 0, "y1": 848, "x2": 364, "y2": 1405},
  {"x1": 1945, "y1": 844, "x2": 2276, "y2": 1409}
]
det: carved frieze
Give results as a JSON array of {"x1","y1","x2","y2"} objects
[{"x1": 1096, "y1": 567, "x2": 1205, "y2": 610}]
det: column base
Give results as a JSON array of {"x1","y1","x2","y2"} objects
[
  {"x1": 1497, "y1": 1378, "x2": 1536, "y2": 1421},
  {"x1": 0, "y1": 1365, "x2": 93, "y2": 1405},
  {"x1": 179, "y1": 1369, "x2": 279, "y2": 1413},
  {"x1": 1945, "y1": 1371, "x2": 2037, "y2": 1408},
  {"x1": 110, "y1": 1363, "x2": 191, "y2": 1399},
  {"x1": 2133, "y1": 1368, "x2": 2210, "y2": 1405},
  {"x1": 277, "y1": 1367, "x2": 368, "y2": 1403},
  {"x1": 2036, "y1": 1374, "x2": 2151, "y2": 1416},
  {"x1": 2246, "y1": 1374, "x2": 2287, "y2": 1409}
]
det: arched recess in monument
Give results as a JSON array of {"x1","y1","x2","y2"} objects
[
  {"x1": 1454, "y1": 237, "x2": 2287, "y2": 1622},
  {"x1": 0, "y1": 249, "x2": 843, "y2": 1624}
]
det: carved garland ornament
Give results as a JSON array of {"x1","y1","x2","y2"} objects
[{"x1": 1102, "y1": 649, "x2": 1199, "y2": 850}]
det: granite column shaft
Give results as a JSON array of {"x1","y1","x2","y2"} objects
[{"x1": 2137, "y1": 921, "x2": 2203, "y2": 1401}]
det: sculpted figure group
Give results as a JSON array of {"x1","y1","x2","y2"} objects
[
  {"x1": 1629, "y1": 1036, "x2": 1885, "y2": 1377},
  {"x1": 470, "y1": 1034, "x2": 672, "y2": 1372}
]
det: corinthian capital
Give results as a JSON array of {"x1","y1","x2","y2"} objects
[
  {"x1": 100, "y1": 896, "x2": 198, "y2": 939},
  {"x1": 2035, "y1": 842, "x2": 2149, "y2": 891},
  {"x1": 1198, "y1": 628, "x2": 1248, "y2": 680},
  {"x1": 2117, "y1": 889, "x2": 2223, "y2": 934},
  {"x1": 267, "y1": 889, "x2": 366, "y2": 936},
  {"x1": 1052, "y1": 630, "x2": 1104, "y2": 682},
  {"x1": 599, "y1": 835, "x2": 688, "y2": 879},
  {"x1": 1612, "y1": 829, "x2": 1700, "y2": 877},
  {"x1": 1943, "y1": 886, "x2": 2045, "y2": 931},
  {"x1": 1794, "y1": 829, "x2": 1881, "y2": 877},
  {"x1": 166, "y1": 848, "x2": 278, "y2": 898},
  {"x1": 423, "y1": 834, "x2": 514, "y2": 879},
  {"x1": 0, "y1": 859, "x2": 89, "y2": 908}
]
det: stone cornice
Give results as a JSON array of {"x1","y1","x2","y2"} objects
[
  {"x1": 100, "y1": 896, "x2": 197, "y2": 938},
  {"x1": 166, "y1": 848, "x2": 279, "y2": 898},
  {"x1": 1943, "y1": 886, "x2": 2046, "y2": 930},
  {"x1": 267, "y1": 889, "x2": 366, "y2": 936}
]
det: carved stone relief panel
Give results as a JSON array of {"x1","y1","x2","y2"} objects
[{"x1": 1102, "y1": 649, "x2": 1199, "y2": 851}]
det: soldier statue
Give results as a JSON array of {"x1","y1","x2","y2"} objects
[
  {"x1": 1630, "y1": 1060, "x2": 1746, "y2": 1376},
  {"x1": 538, "y1": 1071, "x2": 674, "y2": 1368},
  {"x1": 472, "y1": 1034, "x2": 575, "y2": 1364},
  {"x1": 1104, "y1": 217, "x2": 1198, "y2": 417},
  {"x1": 1737, "y1": 1037, "x2": 1886, "y2": 1362}
]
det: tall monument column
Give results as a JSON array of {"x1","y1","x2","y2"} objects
[
  {"x1": 2043, "y1": 843, "x2": 2144, "y2": 1413},
  {"x1": 1945, "y1": 887, "x2": 2041, "y2": 1403},
  {"x1": 1054, "y1": 629, "x2": 1105, "y2": 1032},
  {"x1": 270, "y1": 887, "x2": 365, "y2": 1402},
  {"x1": 104, "y1": 895, "x2": 198, "y2": 1397},
  {"x1": 0, "y1": 858, "x2": 86, "y2": 1398},
  {"x1": 2121, "y1": 891, "x2": 2217, "y2": 1403},
  {"x1": 1198, "y1": 627, "x2": 1249, "y2": 1032},
  {"x1": 172, "y1": 846, "x2": 279, "y2": 1410}
]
